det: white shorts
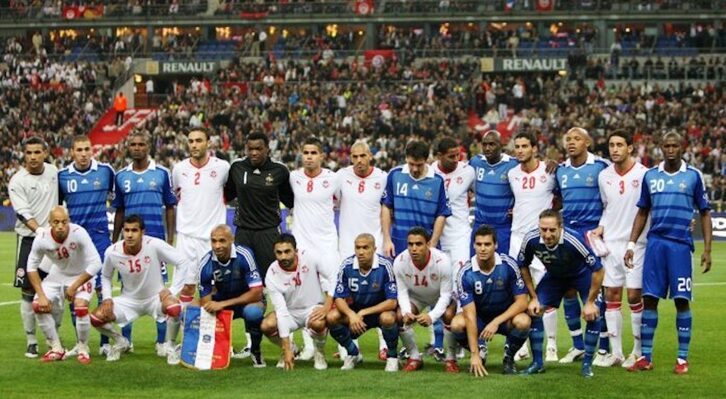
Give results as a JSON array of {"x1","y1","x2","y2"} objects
[
  {"x1": 112, "y1": 295, "x2": 165, "y2": 327},
  {"x1": 172, "y1": 232, "x2": 210, "y2": 293},
  {"x1": 36, "y1": 279, "x2": 94, "y2": 304},
  {"x1": 408, "y1": 297, "x2": 436, "y2": 315},
  {"x1": 441, "y1": 232, "x2": 472, "y2": 269},
  {"x1": 602, "y1": 240, "x2": 644, "y2": 289},
  {"x1": 278, "y1": 305, "x2": 323, "y2": 338},
  {"x1": 297, "y1": 238, "x2": 340, "y2": 277}
]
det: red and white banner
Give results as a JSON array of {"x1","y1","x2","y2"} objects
[
  {"x1": 355, "y1": 0, "x2": 374, "y2": 15},
  {"x1": 62, "y1": 5, "x2": 104, "y2": 19},
  {"x1": 535, "y1": 0, "x2": 554, "y2": 11},
  {"x1": 363, "y1": 49, "x2": 395, "y2": 68},
  {"x1": 89, "y1": 108, "x2": 157, "y2": 146}
]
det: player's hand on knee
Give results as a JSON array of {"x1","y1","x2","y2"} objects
[
  {"x1": 527, "y1": 298, "x2": 541, "y2": 316},
  {"x1": 480, "y1": 321, "x2": 498, "y2": 341},
  {"x1": 349, "y1": 313, "x2": 366, "y2": 335},
  {"x1": 33, "y1": 295, "x2": 52, "y2": 313},
  {"x1": 64, "y1": 286, "x2": 77, "y2": 302},
  {"x1": 701, "y1": 251, "x2": 711, "y2": 273},
  {"x1": 402, "y1": 312, "x2": 416, "y2": 325},
  {"x1": 416, "y1": 313, "x2": 433, "y2": 327},
  {"x1": 582, "y1": 302, "x2": 599, "y2": 321},
  {"x1": 92, "y1": 299, "x2": 115, "y2": 324}
]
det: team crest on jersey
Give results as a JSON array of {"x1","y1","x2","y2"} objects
[
  {"x1": 374, "y1": 182, "x2": 381, "y2": 190},
  {"x1": 500, "y1": 174, "x2": 507, "y2": 181},
  {"x1": 336, "y1": 284, "x2": 345, "y2": 293},
  {"x1": 69, "y1": 242, "x2": 77, "y2": 250},
  {"x1": 456, "y1": 176, "x2": 463, "y2": 184},
  {"x1": 631, "y1": 180, "x2": 639, "y2": 188},
  {"x1": 323, "y1": 180, "x2": 330, "y2": 188},
  {"x1": 93, "y1": 179, "x2": 101, "y2": 188},
  {"x1": 16, "y1": 268, "x2": 25, "y2": 278},
  {"x1": 265, "y1": 174, "x2": 275, "y2": 186},
  {"x1": 516, "y1": 278, "x2": 525, "y2": 289},
  {"x1": 301, "y1": 265, "x2": 309, "y2": 273},
  {"x1": 679, "y1": 181, "x2": 687, "y2": 192},
  {"x1": 425, "y1": 189, "x2": 433, "y2": 199},
  {"x1": 540, "y1": 175, "x2": 547, "y2": 183},
  {"x1": 210, "y1": 170, "x2": 217, "y2": 178},
  {"x1": 149, "y1": 179, "x2": 157, "y2": 188},
  {"x1": 144, "y1": 256, "x2": 151, "y2": 264},
  {"x1": 430, "y1": 273, "x2": 439, "y2": 281},
  {"x1": 372, "y1": 282, "x2": 380, "y2": 290},
  {"x1": 586, "y1": 175, "x2": 594, "y2": 186},
  {"x1": 586, "y1": 255, "x2": 595, "y2": 266},
  {"x1": 496, "y1": 278, "x2": 504, "y2": 287}
]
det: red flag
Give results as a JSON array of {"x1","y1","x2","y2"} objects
[
  {"x1": 364, "y1": 50, "x2": 395, "y2": 68},
  {"x1": 535, "y1": 0, "x2": 554, "y2": 11},
  {"x1": 355, "y1": 0, "x2": 374, "y2": 15}
]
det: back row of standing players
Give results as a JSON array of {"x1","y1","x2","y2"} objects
[{"x1": 8, "y1": 126, "x2": 712, "y2": 376}]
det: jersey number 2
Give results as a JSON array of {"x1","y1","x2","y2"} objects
[{"x1": 194, "y1": 171, "x2": 201, "y2": 185}]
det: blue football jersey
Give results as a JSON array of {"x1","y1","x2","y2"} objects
[
  {"x1": 382, "y1": 164, "x2": 451, "y2": 253},
  {"x1": 198, "y1": 245, "x2": 262, "y2": 301},
  {"x1": 469, "y1": 153, "x2": 518, "y2": 227},
  {"x1": 334, "y1": 254, "x2": 397, "y2": 311},
  {"x1": 518, "y1": 227, "x2": 601, "y2": 279},
  {"x1": 112, "y1": 160, "x2": 177, "y2": 240},
  {"x1": 638, "y1": 161, "x2": 710, "y2": 250},
  {"x1": 456, "y1": 253, "x2": 527, "y2": 318},
  {"x1": 58, "y1": 160, "x2": 114, "y2": 235},
  {"x1": 555, "y1": 153, "x2": 609, "y2": 230}
]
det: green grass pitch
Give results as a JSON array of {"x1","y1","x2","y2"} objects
[{"x1": 0, "y1": 231, "x2": 724, "y2": 398}]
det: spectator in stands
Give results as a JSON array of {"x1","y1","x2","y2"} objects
[{"x1": 114, "y1": 92, "x2": 127, "y2": 126}]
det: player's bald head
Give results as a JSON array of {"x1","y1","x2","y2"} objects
[
  {"x1": 211, "y1": 224, "x2": 233, "y2": 239},
  {"x1": 49, "y1": 205, "x2": 69, "y2": 221},
  {"x1": 565, "y1": 127, "x2": 591, "y2": 142},
  {"x1": 355, "y1": 233, "x2": 375, "y2": 246},
  {"x1": 350, "y1": 141, "x2": 371, "y2": 154}
]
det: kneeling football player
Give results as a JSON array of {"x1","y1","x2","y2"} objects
[
  {"x1": 90, "y1": 215, "x2": 191, "y2": 362},
  {"x1": 450, "y1": 225, "x2": 531, "y2": 377},
  {"x1": 327, "y1": 234, "x2": 400, "y2": 371}
]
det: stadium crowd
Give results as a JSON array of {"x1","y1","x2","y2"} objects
[{"x1": 1, "y1": 54, "x2": 724, "y2": 210}]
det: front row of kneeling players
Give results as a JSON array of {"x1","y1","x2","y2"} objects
[{"x1": 30, "y1": 203, "x2": 605, "y2": 377}]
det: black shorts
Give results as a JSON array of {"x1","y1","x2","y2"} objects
[
  {"x1": 14, "y1": 236, "x2": 46, "y2": 290},
  {"x1": 234, "y1": 226, "x2": 280, "y2": 282}
]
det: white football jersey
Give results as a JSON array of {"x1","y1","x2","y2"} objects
[
  {"x1": 432, "y1": 160, "x2": 475, "y2": 241},
  {"x1": 102, "y1": 236, "x2": 191, "y2": 300},
  {"x1": 290, "y1": 168, "x2": 339, "y2": 251},
  {"x1": 265, "y1": 249, "x2": 335, "y2": 314},
  {"x1": 27, "y1": 224, "x2": 102, "y2": 282},
  {"x1": 172, "y1": 157, "x2": 230, "y2": 239},
  {"x1": 598, "y1": 161, "x2": 649, "y2": 243},
  {"x1": 393, "y1": 247, "x2": 453, "y2": 322},
  {"x1": 336, "y1": 166, "x2": 387, "y2": 257},
  {"x1": 508, "y1": 161, "x2": 556, "y2": 235}
]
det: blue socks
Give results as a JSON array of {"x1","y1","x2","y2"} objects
[
  {"x1": 583, "y1": 318, "x2": 601, "y2": 364},
  {"x1": 433, "y1": 319, "x2": 444, "y2": 349},
  {"x1": 529, "y1": 316, "x2": 545, "y2": 366},
  {"x1": 676, "y1": 310, "x2": 692, "y2": 361},
  {"x1": 381, "y1": 325, "x2": 399, "y2": 358},
  {"x1": 330, "y1": 324, "x2": 360, "y2": 356},
  {"x1": 641, "y1": 309, "x2": 658, "y2": 362},
  {"x1": 243, "y1": 305, "x2": 264, "y2": 355},
  {"x1": 564, "y1": 297, "x2": 585, "y2": 350}
]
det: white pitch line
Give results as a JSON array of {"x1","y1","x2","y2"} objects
[
  {"x1": 0, "y1": 301, "x2": 20, "y2": 306},
  {"x1": 694, "y1": 282, "x2": 726, "y2": 286}
]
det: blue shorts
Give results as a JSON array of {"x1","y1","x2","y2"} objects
[
  {"x1": 536, "y1": 272, "x2": 599, "y2": 309},
  {"x1": 229, "y1": 303, "x2": 265, "y2": 321},
  {"x1": 643, "y1": 236, "x2": 693, "y2": 301},
  {"x1": 471, "y1": 223, "x2": 511, "y2": 256},
  {"x1": 475, "y1": 314, "x2": 513, "y2": 336}
]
